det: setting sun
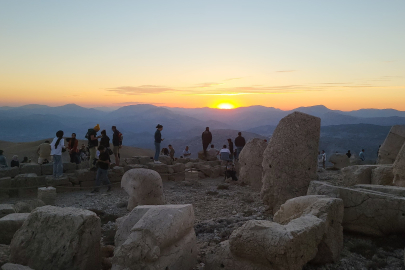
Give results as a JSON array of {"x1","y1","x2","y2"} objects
[{"x1": 217, "y1": 103, "x2": 235, "y2": 110}]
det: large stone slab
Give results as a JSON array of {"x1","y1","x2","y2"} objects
[
  {"x1": 261, "y1": 112, "x2": 321, "y2": 213},
  {"x1": 40, "y1": 164, "x2": 53, "y2": 176},
  {"x1": 238, "y1": 138, "x2": 267, "y2": 189},
  {"x1": 0, "y1": 168, "x2": 20, "y2": 179},
  {"x1": 371, "y1": 165, "x2": 394, "y2": 185},
  {"x1": 341, "y1": 165, "x2": 377, "y2": 186},
  {"x1": 19, "y1": 164, "x2": 41, "y2": 176},
  {"x1": 37, "y1": 187, "x2": 56, "y2": 205},
  {"x1": 121, "y1": 169, "x2": 165, "y2": 211},
  {"x1": 113, "y1": 204, "x2": 197, "y2": 270},
  {"x1": 393, "y1": 143, "x2": 405, "y2": 187},
  {"x1": 307, "y1": 181, "x2": 405, "y2": 236},
  {"x1": 0, "y1": 213, "x2": 30, "y2": 244},
  {"x1": 378, "y1": 125, "x2": 405, "y2": 164},
  {"x1": 10, "y1": 206, "x2": 101, "y2": 270}
]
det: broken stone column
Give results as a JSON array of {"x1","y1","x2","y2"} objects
[
  {"x1": 10, "y1": 206, "x2": 101, "y2": 270},
  {"x1": 238, "y1": 138, "x2": 267, "y2": 189},
  {"x1": 378, "y1": 125, "x2": 405, "y2": 164},
  {"x1": 121, "y1": 169, "x2": 165, "y2": 211},
  {"x1": 261, "y1": 112, "x2": 321, "y2": 213},
  {"x1": 37, "y1": 187, "x2": 57, "y2": 205},
  {"x1": 393, "y1": 143, "x2": 405, "y2": 187},
  {"x1": 113, "y1": 204, "x2": 197, "y2": 270}
]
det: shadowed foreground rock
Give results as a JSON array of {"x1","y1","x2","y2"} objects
[
  {"x1": 9, "y1": 206, "x2": 101, "y2": 270},
  {"x1": 238, "y1": 138, "x2": 267, "y2": 189},
  {"x1": 307, "y1": 181, "x2": 405, "y2": 236},
  {"x1": 206, "y1": 195, "x2": 343, "y2": 270},
  {"x1": 112, "y1": 204, "x2": 197, "y2": 270},
  {"x1": 121, "y1": 168, "x2": 165, "y2": 211},
  {"x1": 261, "y1": 112, "x2": 321, "y2": 213}
]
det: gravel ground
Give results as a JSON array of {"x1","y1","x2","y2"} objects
[{"x1": 3, "y1": 171, "x2": 405, "y2": 269}]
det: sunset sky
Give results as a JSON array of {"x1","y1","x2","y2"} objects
[{"x1": 1, "y1": 1, "x2": 404, "y2": 111}]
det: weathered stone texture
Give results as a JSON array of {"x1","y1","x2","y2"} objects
[
  {"x1": 378, "y1": 125, "x2": 405, "y2": 164},
  {"x1": 0, "y1": 213, "x2": 30, "y2": 245},
  {"x1": 238, "y1": 138, "x2": 267, "y2": 189},
  {"x1": 329, "y1": 153, "x2": 350, "y2": 169},
  {"x1": 341, "y1": 165, "x2": 377, "y2": 186},
  {"x1": 371, "y1": 165, "x2": 394, "y2": 185},
  {"x1": 393, "y1": 143, "x2": 405, "y2": 187}
]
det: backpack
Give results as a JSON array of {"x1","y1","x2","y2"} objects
[{"x1": 85, "y1": 128, "x2": 94, "y2": 140}]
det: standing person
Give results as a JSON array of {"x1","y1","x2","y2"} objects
[
  {"x1": 87, "y1": 124, "x2": 101, "y2": 170},
  {"x1": 154, "y1": 124, "x2": 164, "y2": 164},
  {"x1": 67, "y1": 133, "x2": 80, "y2": 164},
  {"x1": 359, "y1": 149, "x2": 365, "y2": 161},
  {"x1": 100, "y1": 130, "x2": 111, "y2": 153},
  {"x1": 37, "y1": 140, "x2": 51, "y2": 164},
  {"x1": 11, "y1": 155, "x2": 19, "y2": 168},
  {"x1": 202, "y1": 127, "x2": 212, "y2": 156},
  {"x1": 346, "y1": 150, "x2": 352, "y2": 158},
  {"x1": 234, "y1": 132, "x2": 246, "y2": 160},
  {"x1": 50, "y1": 130, "x2": 65, "y2": 178},
  {"x1": 227, "y1": 139, "x2": 234, "y2": 160},
  {"x1": 112, "y1": 126, "x2": 123, "y2": 166},
  {"x1": 91, "y1": 145, "x2": 111, "y2": 193},
  {"x1": 0, "y1": 150, "x2": 7, "y2": 168},
  {"x1": 168, "y1": 145, "x2": 175, "y2": 160},
  {"x1": 321, "y1": 150, "x2": 327, "y2": 169},
  {"x1": 182, "y1": 146, "x2": 191, "y2": 158}
]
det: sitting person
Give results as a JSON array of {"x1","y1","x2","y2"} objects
[
  {"x1": 208, "y1": 144, "x2": 219, "y2": 156},
  {"x1": 182, "y1": 146, "x2": 191, "y2": 158},
  {"x1": 226, "y1": 161, "x2": 238, "y2": 181},
  {"x1": 219, "y1": 145, "x2": 231, "y2": 156},
  {"x1": 11, "y1": 155, "x2": 19, "y2": 168},
  {"x1": 161, "y1": 148, "x2": 169, "y2": 156}
]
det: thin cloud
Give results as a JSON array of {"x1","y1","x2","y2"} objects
[
  {"x1": 106, "y1": 85, "x2": 177, "y2": 95},
  {"x1": 223, "y1": 77, "x2": 243, "y2": 81},
  {"x1": 193, "y1": 82, "x2": 224, "y2": 88},
  {"x1": 276, "y1": 70, "x2": 297, "y2": 73},
  {"x1": 114, "y1": 101, "x2": 165, "y2": 105}
]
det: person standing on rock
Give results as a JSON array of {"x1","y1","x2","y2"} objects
[
  {"x1": 0, "y1": 150, "x2": 7, "y2": 168},
  {"x1": 202, "y1": 127, "x2": 212, "y2": 156},
  {"x1": 321, "y1": 150, "x2": 326, "y2": 169},
  {"x1": 50, "y1": 130, "x2": 65, "y2": 178},
  {"x1": 359, "y1": 149, "x2": 365, "y2": 161},
  {"x1": 37, "y1": 140, "x2": 52, "y2": 164},
  {"x1": 346, "y1": 150, "x2": 352, "y2": 158},
  {"x1": 112, "y1": 126, "x2": 123, "y2": 166},
  {"x1": 154, "y1": 124, "x2": 164, "y2": 164},
  {"x1": 227, "y1": 138, "x2": 234, "y2": 160},
  {"x1": 67, "y1": 133, "x2": 80, "y2": 164},
  {"x1": 234, "y1": 132, "x2": 246, "y2": 160},
  {"x1": 91, "y1": 145, "x2": 111, "y2": 193},
  {"x1": 87, "y1": 124, "x2": 101, "y2": 170}
]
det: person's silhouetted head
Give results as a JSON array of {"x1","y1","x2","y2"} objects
[
  {"x1": 227, "y1": 138, "x2": 232, "y2": 142},
  {"x1": 56, "y1": 130, "x2": 64, "y2": 138},
  {"x1": 206, "y1": 127, "x2": 210, "y2": 131},
  {"x1": 72, "y1": 133, "x2": 76, "y2": 138},
  {"x1": 238, "y1": 132, "x2": 242, "y2": 136},
  {"x1": 101, "y1": 130, "x2": 106, "y2": 136},
  {"x1": 211, "y1": 145, "x2": 215, "y2": 148},
  {"x1": 223, "y1": 145, "x2": 227, "y2": 148},
  {"x1": 156, "y1": 124, "x2": 163, "y2": 130},
  {"x1": 112, "y1": 126, "x2": 117, "y2": 131}
]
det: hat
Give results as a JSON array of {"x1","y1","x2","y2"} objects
[{"x1": 94, "y1": 124, "x2": 100, "y2": 132}]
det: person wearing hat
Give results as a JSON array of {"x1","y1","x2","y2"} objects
[
  {"x1": 154, "y1": 124, "x2": 164, "y2": 163},
  {"x1": 87, "y1": 124, "x2": 101, "y2": 170},
  {"x1": 0, "y1": 150, "x2": 7, "y2": 168}
]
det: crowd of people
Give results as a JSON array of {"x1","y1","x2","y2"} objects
[{"x1": 318, "y1": 148, "x2": 367, "y2": 169}]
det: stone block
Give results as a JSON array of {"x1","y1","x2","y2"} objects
[
  {"x1": 393, "y1": 143, "x2": 405, "y2": 187},
  {"x1": 239, "y1": 138, "x2": 267, "y2": 189},
  {"x1": 329, "y1": 153, "x2": 350, "y2": 169},
  {"x1": 341, "y1": 165, "x2": 377, "y2": 186},
  {"x1": 185, "y1": 171, "x2": 199, "y2": 181},
  {"x1": 75, "y1": 169, "x2": 96, "y2": 183},
  {"x1": 371, "y1": 165, "x2": 394, "y2": 185},
  {"x1": 0, "y1": 204, "x2": 15, "y2": 219},
  {"x1": 40, "y1": 164, "x2": 53, "y2": 175},
  {"x1": 19, "y1": 164, "x2": 41, "y2": 176},
  {"x1": 0, "y1": 213, "x2": 30, "y2": 244},
  {"x1": 62, "y1": 162, "x2": 76, "y2": 174},
  {"x1": 37, "y1": 187, "x2": 56, "y2": 205},
  {"x1": 158, "y1": 155, "x2": 173, "y2": 165},
  {"x1": 0, "y1": 168, "x2": 20, "y2": 179},
  {"x1": 1, "y1": 263, "x2": 34, "y2": 270}
]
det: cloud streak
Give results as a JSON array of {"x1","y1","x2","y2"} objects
[{"x1": 106, "y1": 85, "x2": 178, "y2": 95}]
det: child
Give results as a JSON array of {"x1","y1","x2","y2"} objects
[{"x1": 91, "y1": 145, "x2": 111, "y2": 193}]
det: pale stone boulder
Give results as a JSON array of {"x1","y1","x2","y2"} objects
[
  {"x1": 308, "y1": 181, "x2": 405, "y2": 236},
  {"x1": 393, "y1": 144, "x2": 405, "y2": 187},
  {"x1": 13, "y1": 200, "x2": 45, "y2": 213},
  {"x1": 19, "y1": 164, "x2": 41, "y2": 176},
  {"x1": 371, "y1": 165, "x2": 394, "y2": 185},
  {"x1": 158, "y1": 155, "x2": 173, "y2": 165},
  {"x1": 113, "y1": 204, "x2": 197, "y2": 270},
  {"x1": 329, "y1": 153, "x2": 350, "y2": 169},
  {"x1": 0, "y1": 205, "x2": 15, "y2": 219},
  {"x1": 37, "y1": 187, "x2": 57, "y2": 205},
  {"x1": 378, "y1": 125, "x2": 405, "y2": 164},
  {"x1": 261, "y1": 112, "x2": 321, "y2": 213},
  {"x1": 1, "y1": 263, "x2": 34, "y2": 270},
  {"x1": 238, "y1": 138, "x2": 267, "y2": 189},
  {"x1": 10, "y1": 206, "x2": 101, "y2": 270},
  {"x1": 0, "y1": 213, "x2": 30, "y2": 244},
  {"x1": 121, "y1": 169, "x2": 165, "y2": 211},
  {"x1": 341, "y1": 165, "x2": 377, "y2": 186}
]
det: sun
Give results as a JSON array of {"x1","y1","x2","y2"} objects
[{"x1": 217, "y1": 103, "x2": 235, "y2": 109}]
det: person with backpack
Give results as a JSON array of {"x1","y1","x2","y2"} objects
[
  {"x1": 202, "y1": 127, "x2": 212, "y2": 156},
  {"x1": 91, "y1": 145, "x2": 112, "y2": 193},
  {"x1": 112, "y1": 126, "x2": 123, "y2": 166},
  {"x1": 50, "y1": 130, "x2": 65, "y2": 178},
  {"x1": 154, "y1": 124, "x2": 164, "y2": 164},
  {"x1": 234, "y1": 132, "x2": 246, "y2": 160},
  {"x1": 86, "y1": 124, "x2": 101, "y2": 170}
]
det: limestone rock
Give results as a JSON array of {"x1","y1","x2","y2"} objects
[
  {"x1": 308, "y1": 180, "x2": 405, "y2": 236},
  {"x1": 261, "y1": 112, "x2": 321, "y2": 213},
  {"x1": 19, "y1": 164, "x2": 41, "y2": 176},
  {"x1": 371, "y1": 165, "x2": 394, "y2": 185},
  {"x1": 198, "y1": 150, "x2": 218, "y2": 161},
  {"x1": 341, "y1": 165, "x2": 377, "y2": 186},
  {"x1": 239, "y1": 138, "x2": 267, "y2": 189},
  {"x1": 10, "y1": 206, "x2": 101, "y2": 270},
  {"x1": 121, "y1": 169, "x2": 165, "y2": 211},
  {"x1": 354, "y1": 184, "x2": 405, "y2": 197},
  {"x1": 329, "y1": 153, "x2": 350, "y2": 169},
  {"x1": 13, "y1": 199, "x2": 45, "y2": 214},
  {"x1": 0, "y1": 214, "x2": 30, "y2": 245},
  {"x1": 378, "y1": 125, "x2": 405, "y2": 164},
  {"x1": 37, "y1": 187, "x2": 57, "y2": 205},
  {"x1": 0, "y1": 168, "x2": 19, "y2": 179},
  {"x1": 393, "y1": 143, "x2": 405, "y2": 187},
  {"x1": 113, "y1": 205, "x2": 197, "y2": 270},
  {"x1": 1, "y1": 263, "x2": 34, "y2": 270},
  {"x1": 158, "y1": 155, "x2": 173, "y2": 165},
  {"x1": 40, "y1": 164, "x2": 53, "y2": 175},
  {"x1": 62, "y1": 162, "x2": 76, "y2": 174},
  {"x1": 0, "y1": 244, "x2": 10, "y2": 267},
  {"x1": 170, "y1": 163, "x2": 185, "y2": 173},
  {"x1": 123, "y1": 164, "x2": 147, "y2": 172},
  {"x1": 0, "y1": 205, "x2": 15, "y2": 219},
  {"x1": 75, "y1": 169, "x2": 96, "y2": 183},
  {"x1": 124, "y1": 158, "x2": 140, "y2": 165}
]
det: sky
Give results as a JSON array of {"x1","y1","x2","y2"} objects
[{"x1": 0, "y1": 0, "x2": 404, "y2": 111}]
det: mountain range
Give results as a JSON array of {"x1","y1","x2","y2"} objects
[{"x1": 0, "y1": 103, "x2": 403, "y2": 159}]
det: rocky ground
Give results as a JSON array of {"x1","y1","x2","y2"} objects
[{"x1": 3, "y1": 170, "x2": 405, "y2": 269}]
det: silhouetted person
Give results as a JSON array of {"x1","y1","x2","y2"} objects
[
  {"x1": 234, "y1": 132, "x2": 246, "y2": 160},
  {"x1": 226, "y1": 161, "x2": 238, "y2": 181},
  {"x1": 168, "y1": 145, "x2": 175, "y2": 160},
  {"x1": 346, "y1": 150, "x2": 352, "y2": 158},
  {"x1": 227, "y1": 138, "x2": 234, "y2": 160},
  {"x1": 202, "y1": 127, "x2": 212, "y2": 156},
  {"x1": 0, "y1": 150, "x2": 7, "y2": 168},
  {"x1": 91, "y1": 145, "x2": 111, "y2": 193},
  {"x1": 359, "y1": 149, "x2": 365, "y2": 161},
  {"x1": 50, "y1": 130, "x2": 65, "y2": 178},
  {"x1": 87, "y1": 124, "x2": 101, "y2": 170},
  {"x1": 154, "y1": 124, "x2": 164, "y2": 164},
  {"x1": 321, "y1": 150, "x2": 326, "y2": 169},
  {"x1": 68, "y1": 133, "x2": 80, "y2": 164},
  {"x1": 11, "y1": 155, "x2": 19, "y2": 168},
  {"x1": 21, "y1": 157, "x2": 29, "y2": 163},
  {"x1": 112, "y1": 126, "x2": 123, "y2": 166}
]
